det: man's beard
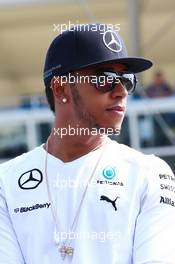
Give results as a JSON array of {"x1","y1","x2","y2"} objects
[{"x1": 70, "y1": 85, "x2": 121, "y2": 136}]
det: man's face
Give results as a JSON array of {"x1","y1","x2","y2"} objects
[{"x1": 66, "y1": 63, "x2": 129, "y2": 134}]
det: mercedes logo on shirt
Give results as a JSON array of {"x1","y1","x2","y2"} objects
[
  {"x1": 103, "y1": 30, "x2": 122, "y2": 53},
  {"x1": 18, "y1": 169, "x2": 43, "y2": 190}
]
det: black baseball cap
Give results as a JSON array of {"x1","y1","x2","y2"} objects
[{"x1": 43, "y1": 23, "x2": 153, "y2": 86}]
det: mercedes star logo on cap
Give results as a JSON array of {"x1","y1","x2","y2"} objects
[
  {"x1": 103, "y1": 30, "x2": 122, "y2": 53},
  {"x1": 18, "y1": 169, "x2": 43, "y2": 190}
]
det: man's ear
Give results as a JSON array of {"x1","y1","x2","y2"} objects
[{"x1": 51, "y1": 76, "x2": 65, "y2": 100}]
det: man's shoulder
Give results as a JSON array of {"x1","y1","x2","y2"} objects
[
  {"x1": 110, "y1": 139, "x2": 151, "y2": 160},
  {"x1": 109, "y1": 140, "x2": 174, "y2": 187},
  {"x1": 109, "y1": 139, "x2": 166, "y2": 168},
  {"x1": 0, "y1": 145, "x2": 44, "y2": 182}
]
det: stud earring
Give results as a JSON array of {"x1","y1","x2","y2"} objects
[{"x1": 62, "y1": 98, "x2": 67, "y2": 103}]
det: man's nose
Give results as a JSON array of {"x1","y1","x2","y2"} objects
[{"x1": 110, "y1": 81, "x2": 128, "y2": 98}]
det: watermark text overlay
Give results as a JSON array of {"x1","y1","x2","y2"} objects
[{"x1": 53, "y1": 22, "x2": 120, "y2": 34}]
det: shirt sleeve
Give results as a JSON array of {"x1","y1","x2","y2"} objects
[
  {"x1": 0, "y1": 179, "x2": 25, "y2": 263},
  {"x1": 133, "y1": 156, "x2": 175, "y2": 264}
]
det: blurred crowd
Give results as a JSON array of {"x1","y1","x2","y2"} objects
[
  {"x1": 134, "y1": 70, "x2": 175, "y2": 148},
  {"x1": 145, "y1": 71, "x2": 174, "y2": 98},
  {"x1": 134, "y1": 70, "x2": 175, "y2": 99}
]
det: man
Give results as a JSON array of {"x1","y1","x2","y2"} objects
[
  {"x1": 0, "y1": 23, "x2": 175, "y2": 264},
  {"x1": 146, "y1": 71, "x2": 173, "y2": 98},
  {"x1": 145, "y1": 71, "x2": 175, "y2": 146}
]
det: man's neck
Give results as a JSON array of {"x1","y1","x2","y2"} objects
[{"x1": 44, "y1": 132, "x2": 107, "y2": 163}]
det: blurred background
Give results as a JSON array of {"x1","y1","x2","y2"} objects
[{"x1": 0, "y1": 0, "x2": 175, "y2": 172}]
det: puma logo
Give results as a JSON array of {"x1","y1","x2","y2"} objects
[{"x1": 100, "y1": 195, "x2": 120, "y2": 211}]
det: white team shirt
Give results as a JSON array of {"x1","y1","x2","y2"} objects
[{"x1": 0, "y1": 138, "x2": 175, "y2": 264}]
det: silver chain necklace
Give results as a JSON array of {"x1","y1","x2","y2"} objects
[{"x1": 44, "y1": 137, "x2": 108, "y2": 260}]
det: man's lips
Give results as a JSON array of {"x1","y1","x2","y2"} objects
[{"x1": 106, "y1": 105, "x2": 125, "y2": 112}]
